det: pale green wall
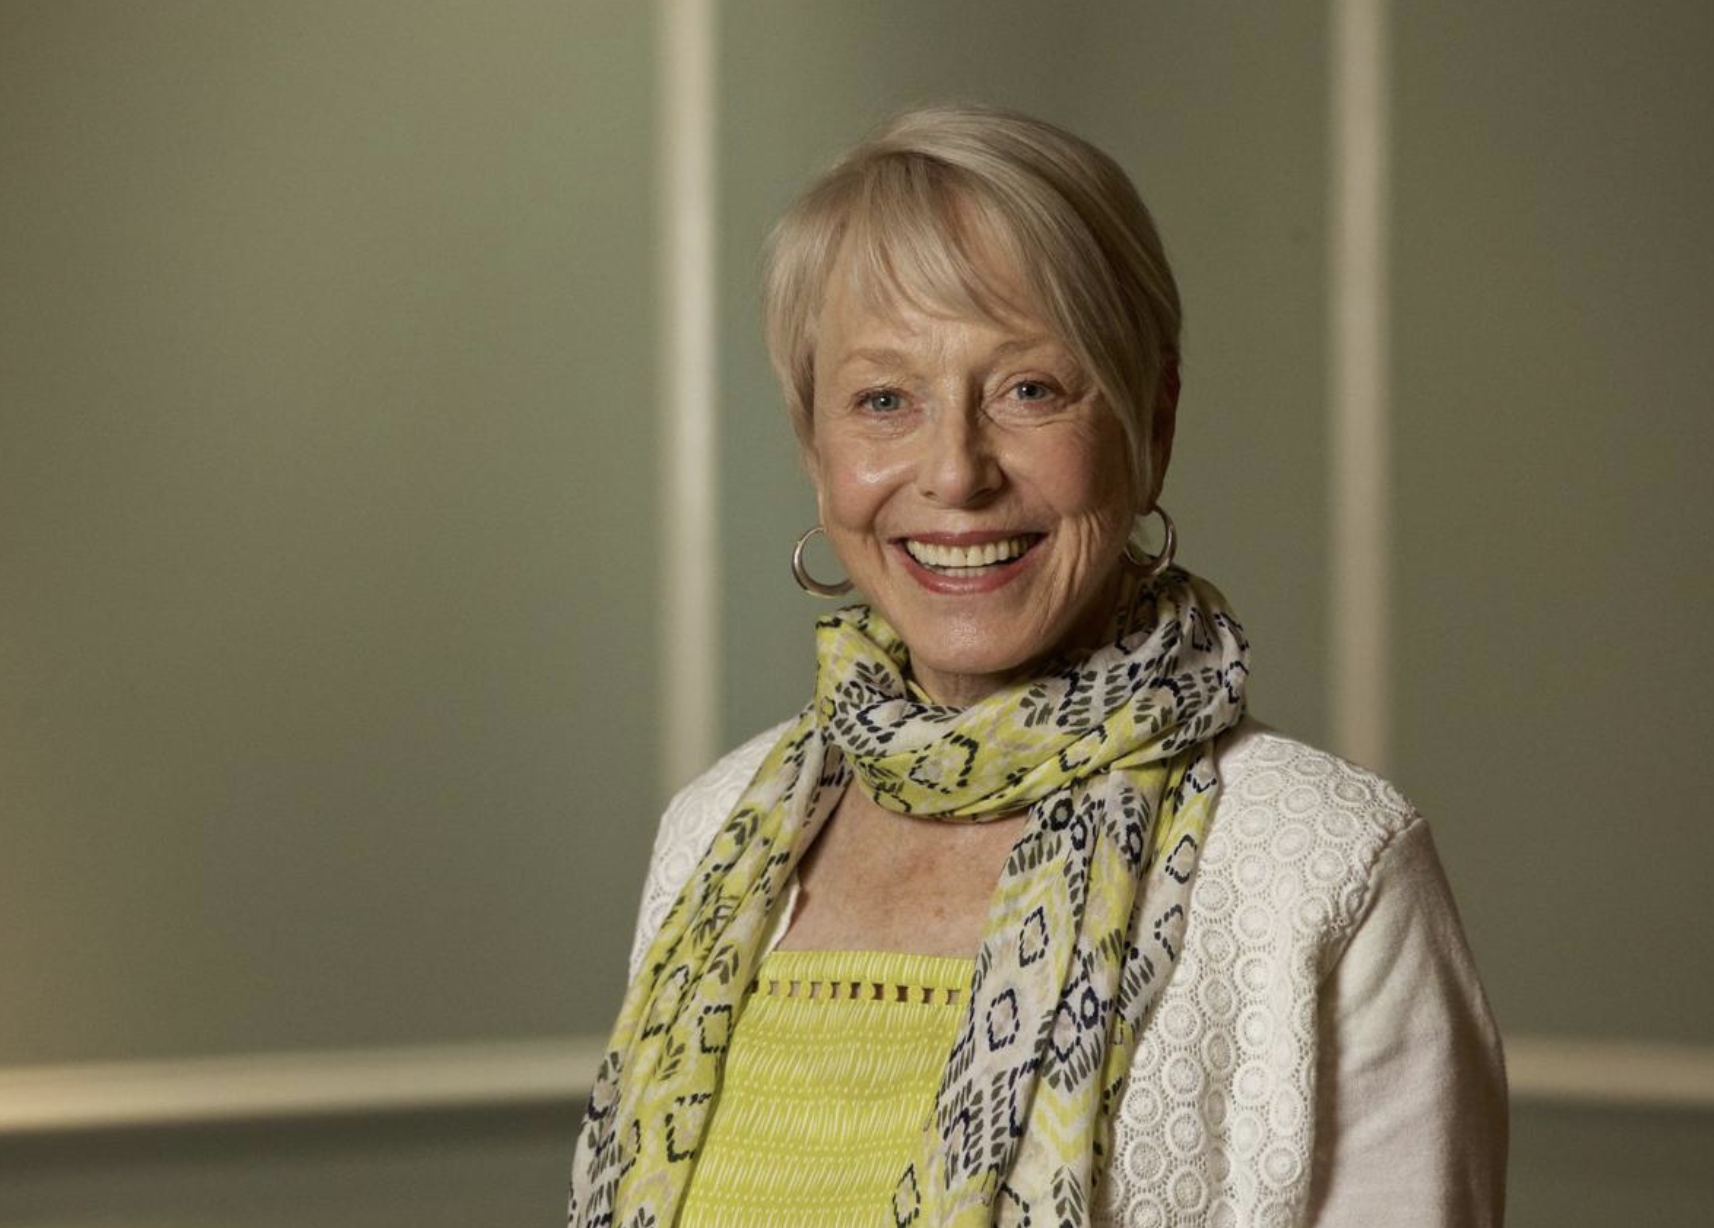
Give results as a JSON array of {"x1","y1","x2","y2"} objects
[
  {"x1": 1389, "y1": 0, "x2": 1714, "y2": 1045},
  {"x1": 1386, "y1": 6, "x2": 1714, "y2": 1220},
  {"x1": 0, "y1": 1108, "x2": 579, "y2": 1228},
  {"x1": 0, "y1": 0, "x2": 659, "y2": 1066},
  {"x1": 3, "y1": 2, "x2": 1712, "y2": 1226}
]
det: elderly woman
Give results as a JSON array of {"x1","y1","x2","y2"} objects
[{"x1": 569, "y1": 105, "x2": 1506, "y2": 1228}]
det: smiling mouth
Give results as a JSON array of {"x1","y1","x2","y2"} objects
[{"x1": 901, "y1": 534, "x2": 1041, "y2": 575}]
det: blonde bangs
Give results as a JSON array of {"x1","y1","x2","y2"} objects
[{"x1": 836, "y1": 158, "x2": 1027, "y2": 331}]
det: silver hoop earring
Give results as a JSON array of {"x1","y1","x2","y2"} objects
[
  {"x1": 1123, "y1": 505, "x2": 1177, "y2": 580},
  {"x1": 791, "y1": 525, "x2": 853, "y2": 597}
]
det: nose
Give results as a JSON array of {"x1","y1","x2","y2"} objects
[{"x1": 916, "y1": 405, "x2": 1002, "y2": 507}]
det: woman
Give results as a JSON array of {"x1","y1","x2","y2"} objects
[{"x1": 570, "y1": 105, "x2": 1506, "y2": 1227}]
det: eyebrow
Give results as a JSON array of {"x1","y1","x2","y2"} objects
[
  {"x1": 835, "y1": 347, "x2": 911, "y2": 372},
  {"x1": 833, "y1": 336, "x2": 1061, "y2": 374}
]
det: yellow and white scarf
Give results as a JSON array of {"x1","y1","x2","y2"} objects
[{"x1": 569, "y1": 568, "x2": 1249, "y2": 1227}]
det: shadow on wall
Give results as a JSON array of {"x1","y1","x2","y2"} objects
[{"x1": 0, "y1": 1104, "x2": 581, "y2": 1228}]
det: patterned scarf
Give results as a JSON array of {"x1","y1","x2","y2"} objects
[{"x1": 569, "y1": 568, "x2": 1248, "y2": 1227}]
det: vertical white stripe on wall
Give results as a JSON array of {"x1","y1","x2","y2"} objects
[
  {"x1": 1328, "y1": 0, "x2": 1392, "y2": 771},
  {"x1": 658, "y1": 0, "x2": 719, "y2": 792}
]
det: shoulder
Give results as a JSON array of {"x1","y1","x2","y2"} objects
[
  {"x1": 1204, "y1": 717, "x2": 1428, "y2": 965},
  {"x1": 627, "y1": 720, "x2": 795, "y2": 976},
  {"x1": 1102, "y1": 722, "x2": 1504, "y2": 1223},
  {"x1": 1215, "y1": 717, "x2": 1419, "y2": 838},
  {"x1": 660, "y1": 720, "x2": 792, "y2": 842}
]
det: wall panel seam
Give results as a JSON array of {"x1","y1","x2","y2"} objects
[
  {"x1": 657, "y1": 0, "x2": 720, "y2": 792},
  {"x1": 1327, "y1": 0, "x2": 1392, "y2": 771},
  {"x1": 2, "y1": 1033, "x2": 1709, "y2": 1137}
]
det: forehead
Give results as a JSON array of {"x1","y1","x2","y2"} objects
[
  {"x1": 817, "y1": 306, "x2": 1063, "y2": 381},
  {"x1": 813, "y1": 242, "x2": 1063, "y2": 370}
]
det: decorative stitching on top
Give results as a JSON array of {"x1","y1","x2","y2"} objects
[{"x1": 750, "y1": 977, "x2": 966, "y2": 1006}]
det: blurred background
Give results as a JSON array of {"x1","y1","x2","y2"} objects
[{"x1": 1, "y1": 2, "x2": 1710, "y2": 1225}]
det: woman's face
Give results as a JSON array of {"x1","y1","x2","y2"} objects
[{"x1": 807, "y1": 267, "x2": 1141, "y2": 706}]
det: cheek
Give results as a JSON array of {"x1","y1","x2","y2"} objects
[
  {"x1": 814, "y1": 445, "x2": 908, "y2": 530},
  {"x1": 1037, "y1": 435, "x2": 1136, "y2": 529}
]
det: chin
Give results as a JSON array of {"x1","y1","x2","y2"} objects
[{"x1": 891, "y1": 618, "x2": 1054, "y2": 701}]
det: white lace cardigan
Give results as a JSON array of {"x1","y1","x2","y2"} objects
[{"x1": 623, "y1": 718, "x2": 1508, "y2": 1227}]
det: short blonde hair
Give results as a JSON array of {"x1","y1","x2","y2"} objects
[{"x1": 761, "y1": 103, "x2": 1182, "y2": 501}]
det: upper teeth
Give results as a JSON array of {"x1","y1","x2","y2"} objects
[{"x1": 905, "y1": 536, "x2": 1033, "y2": 569}]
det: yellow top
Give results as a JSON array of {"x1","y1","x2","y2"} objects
[{"x1": 678, "y1": 947, "x2": 975, "y2": 1228}]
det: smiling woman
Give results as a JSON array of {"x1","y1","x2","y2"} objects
[{"x1": 567, "y1": 105, "x2": 1507, "y2": 1228}]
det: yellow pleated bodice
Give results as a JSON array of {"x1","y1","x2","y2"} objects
[{"x1": 677, "y1": 947, "x2": 974, "y2": 1228}]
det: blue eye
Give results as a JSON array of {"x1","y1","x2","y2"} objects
[
  {"x1": 1013, "y1": 381, "x2": 1051, "y2": 401},
  {"x1": 861, "y1": 389, "x2": 903, "y2": 412}
]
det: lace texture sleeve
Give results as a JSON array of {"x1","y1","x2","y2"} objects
[
  {"x1": 1094, "y1": 725, "x2": 1505, "y2": 1227},
  {"x1": 627, "y1": 724, "x2": 788, "y2": 980},
  {"x1": 1305, "y1": 817, "x2": 1509, "y2": 1226}
]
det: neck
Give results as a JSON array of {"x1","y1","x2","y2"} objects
[{"x1": 909, "y1": 663, "x2": 1017, "y2": 708}]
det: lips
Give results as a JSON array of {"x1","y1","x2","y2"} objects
[{"x1": 900, "y1": 533, "x2": 1042, "y2": 574}]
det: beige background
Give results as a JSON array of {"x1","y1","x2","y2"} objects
[{"x1": 2, "y1": 2, "x2": 1710, "y2": 1225}]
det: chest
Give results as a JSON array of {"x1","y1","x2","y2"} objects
[{"x1": 775, "y1": 785, "x2": 1028, "y2": 958}]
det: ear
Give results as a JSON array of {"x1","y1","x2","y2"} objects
[
  {"x1": 797, "y1": 435, "x2": 817, "y2": 477},
  {"x1": 1146, "y1": 352, "x2": 1181, "y2": 508},
  {"x1": 799, "y1": 436, "x2": 828, "y2": 523}
]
